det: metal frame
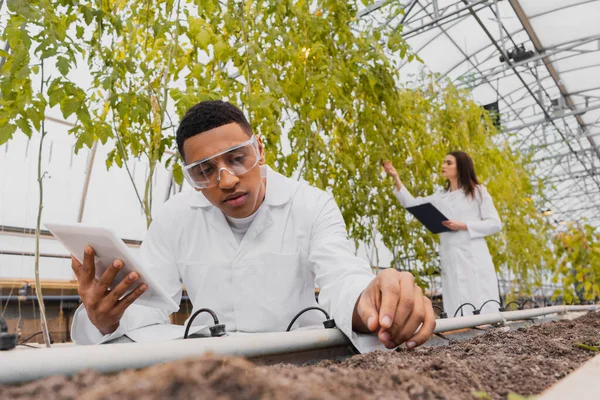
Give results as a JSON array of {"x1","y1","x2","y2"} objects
[{"x1": 390, "y1": 0, "x2": 600, "y2": 224}]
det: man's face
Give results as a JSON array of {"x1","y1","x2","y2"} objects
[{"x1": 183, "y1": 123, "x2": 266, "y2": 218}]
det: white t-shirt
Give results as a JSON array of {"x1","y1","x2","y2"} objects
[{"x1": 224, "y1": 209, "x2": 260, "y2": 244}]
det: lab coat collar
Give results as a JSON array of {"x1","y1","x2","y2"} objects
[{"x1": 188, "y1": 165, "x2": 298, "y2": 209}]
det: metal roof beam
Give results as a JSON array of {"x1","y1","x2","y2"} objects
[
  {"x1": 509, "y1": 0, "x2": 600, "y2": 164},
  {"x1": 555, "y1": 205, "x2": 600, "y2": 214},
  {"x1": 532, "y1": 113, "x2": 600, "y2": 149},
  {"x1": 527, "y1": 0, "x2": 599, "y2": 20},
  {"x1": 529, "y1": 131, "x2": 600, "y2": 149},
  {"x1": 416, "y1": 3, "x2": 544, "y2": 145},
  {"x1": 455, "y1": 35, "x2": 600, "y2": 90},
  {"x1": 549, "y1": 190, "x2": 600, "y2": 201},
  {"x1": 400, "y1": 0, "x2": 494, "y2": 38},
  {"x1": 532, "y1": 147, "x2": 600, "y2": 163},
  {"x1": 505, "y1": 102, "x2": 600, "y2": 132},
  {"x1": 463, "y1": 0, "x2": 598, "y2": 191},
  {"x1": 489, "y1": 62, "x2": 600, "y2": 107}
]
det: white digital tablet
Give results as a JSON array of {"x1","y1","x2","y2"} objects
[{"x1": 46, "y1": 223, "x2": 178, "y2": 312}]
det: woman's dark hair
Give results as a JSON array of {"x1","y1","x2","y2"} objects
[{"x1": 444, "y1": 151, "x2": 480, "y2": 199}]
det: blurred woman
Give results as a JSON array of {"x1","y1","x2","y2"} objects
[{"x1": 383, "y1": 152, "x2": 502, "y2": 317}]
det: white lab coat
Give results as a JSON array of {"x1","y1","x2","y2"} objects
[
  {"x1": 71, "y1": 166, "x2": 380, "y2": 351},
  {"x1": 394, "y1": 185, "x2": 502, "y2": 317}
]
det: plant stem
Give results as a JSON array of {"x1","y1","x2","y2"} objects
[
  {"x1": 241, "y1": 0, "x2": 252, "y2": 116},
  {"x1": 112, "y1": 115, "x2": 144, "y2": 209},
  {"x1": 143, "y1": 160, "x2": 156, "y2": 228},
  {"x1": 140, "y1": 0, "x2": 181, "y2": 229},
  {"x1": 35, "y1": 59, "x2": 51, "y2": 348}
]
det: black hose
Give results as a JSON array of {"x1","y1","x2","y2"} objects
[
  {"x1": 18, "y1": 331, "x2": 54, "y2": 345},
  {"x1": 453, "y1": 303, "x2": 477, "y2": 318},
  {"x1": 286, "y1": 306, "x2": 333, "y2": 332},
  {"x1": 504, "y1": 301, "x2": 521, "y2": 311},
  {"x1": 521, "y1": 299, "x2": 538, "y2": 309},
  {"x1": 0, "y1": 315, "x2": 8, "y2": 333},
  {"x1": 184, "y1": 308, "x2": 220, "y2": 339},
  {"x1": 432, "y1": 305, "x2": 447, "y2": 319},
  {"x1": 478, "y1": 299, "x2": 503, "y2": 312}
]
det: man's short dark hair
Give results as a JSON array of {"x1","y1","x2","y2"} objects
[{"x1": 176, "y1": 100, "x2": 253, "y2": 159}]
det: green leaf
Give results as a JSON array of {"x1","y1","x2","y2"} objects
[
  {"x1": 25, "y1": 108, "x2": 42, "y2": 132},
  {"x1": 81, "y1": 6, "x2": 94, "y2": 25},
  {"x1": 16, "y1": 117, "x2": 32, "y2": 138},
  {"x1": 56, "y1": 56, "x2": 70, "y2": 76},
  {"x1": 197, "y1": 30, "x2": 211, "y2": 49},
  {"x1": 60, "y1": 97, "x2": 82, "y2": 118},
  {"x1": 0, "y1": 124, "x2": 17, "y2": 145},
  {"x1": 76, "y1": 26, "x2": 85, "y2": 39},
  {"x1": 172, "y1": 162, "x2": 184, "y2": 185}
]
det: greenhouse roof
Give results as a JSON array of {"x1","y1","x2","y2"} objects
[{"x1": 362, "y1": 0, "x2": 600, "y2": 225}]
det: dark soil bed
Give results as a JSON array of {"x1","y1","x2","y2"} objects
[{"x1": 2, "y1": 311, "x2": 599, "y2": 400}]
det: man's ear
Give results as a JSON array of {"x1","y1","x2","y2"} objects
[{"x1": 256, "y1": 135, "x2": 266, "y2": 165}]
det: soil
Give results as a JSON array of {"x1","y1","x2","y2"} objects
[{"x1": 2, "y1": 311, "x2": 599, "y2": 400}]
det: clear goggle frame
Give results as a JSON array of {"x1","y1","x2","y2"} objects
[{"x1": 183, "y1": 135, "x2": 260, "y2": 189}]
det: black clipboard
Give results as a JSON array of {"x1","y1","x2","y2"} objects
[{"x1": 406, "y1": 203, "x2": 451, "y2": 234}]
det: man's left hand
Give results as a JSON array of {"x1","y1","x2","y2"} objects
[{"x1": 352, "y1": 269, "x2": 436, "y2": 349}]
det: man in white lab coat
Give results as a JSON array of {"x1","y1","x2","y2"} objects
[{"x1": 70, "y1": 101, "x2": 435, "y2": 351}]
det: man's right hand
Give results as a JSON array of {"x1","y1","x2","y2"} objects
[{"x1": 72, "y1": 246, "x2": 147, "y2": 335}]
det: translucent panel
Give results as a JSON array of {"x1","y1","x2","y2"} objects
[
  {"x1": 0, "y1": 235, "x2": 142, "y2": 280},
  {"x1": 415, "y1": 35, "x2": 466, "y2": 74},
  {"x1": 444, "y1": 17, "x2": 491, "y2": 55},
  {"x1": 0, "y1": 124, "x2": 175, "y2": 240},
  {"x1": 0, "y1": 253, "x2": 73, "y2": 280},
  {"x1": 470, "y1": 84, "x2": 498, "y2": 105},
  {"x1": 498, "y1": 74, "x2": 530, "y2": 98},
  {"x1": 0, "y1": 122, "x2": 87, "y2": 230},
  {"x1": 496, "y1": 2, "x2": 524, "y2": 33},
  {"x1": 437, "y1": 0, "x2": 458, "y2": 8},
  {"x1": 405, "y1": 24, "x2": 448, "y2": 51},
  {"x1": 521, "y1": 0, "x2": 592, "y2": 16},
  {"x1": 553, "y1": 51, "x2": 600, "y2": 74},
  {"x1": 530, "y1": 2, "x2": 600, "y2": 48},
  {"x1": 581, "y1": 109, "x2": 600, "y2": 128},
  {"x1": 560, "y1": 66, "x2": 600, "y2": 95},
  {"x1": 446, "y1": 61, "x2": 470, "y2": 82}
]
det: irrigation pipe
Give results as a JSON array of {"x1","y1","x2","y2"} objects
[
  {"x1": 0, "y1": 328, "x2": 350, "y2": 384},
  {"x1": 0, "y1": 305, "x2": 596, "y2": 384},
  {"x1": 434, "y1": 305, "x2": 597, "y2": 333}
]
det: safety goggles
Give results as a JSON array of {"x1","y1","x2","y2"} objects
[{"x1": 183, "y1": 135, "x2": 260, "y2": 189}]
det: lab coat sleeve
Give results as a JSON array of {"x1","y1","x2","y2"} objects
[
  {"x1": 71, "y1": 207, "x2": 183, "y2": 345},
  {"x1": 308, "y1": 194, "x2": 386, "y2": 353},
  {"x1": 466, "y1": 186, "x2": 502, "y2": 239},
  {"x1": 393, "y1": 185, "x2": 437, "y2": 208}
]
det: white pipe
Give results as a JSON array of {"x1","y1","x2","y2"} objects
[
  {"x1": 434, "y1": 305, "x2": 597, "y2": 333},
  {"x1": 0, "y1": 328, "x2": 350, "y2": 384},
  {"x1": 0, "y1": 305, "x2": 596, "y2": 384}
]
